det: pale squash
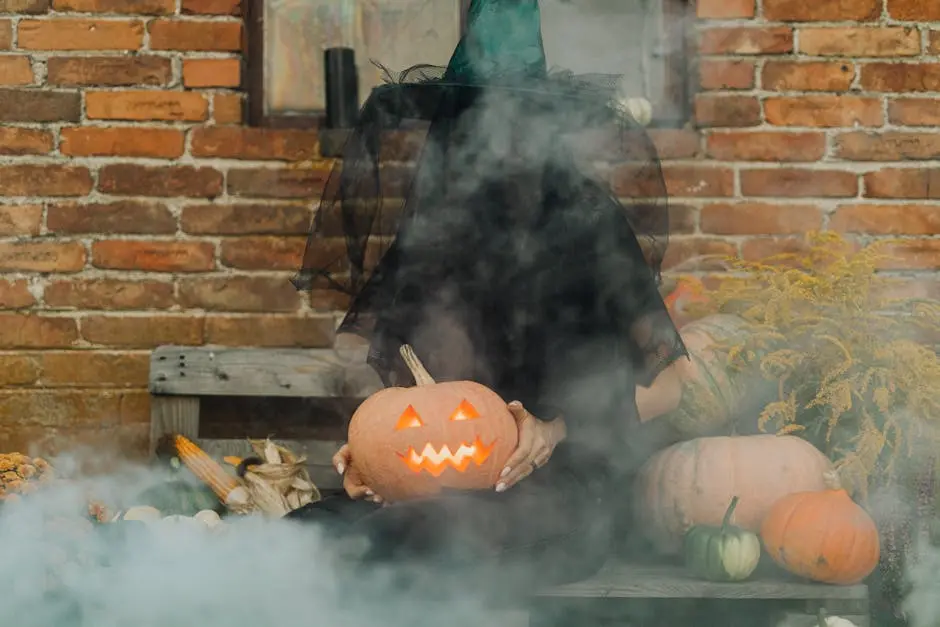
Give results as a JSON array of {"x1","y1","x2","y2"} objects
[{"x1": 634, "y1": 434, "x2": 832, "y2": 555}]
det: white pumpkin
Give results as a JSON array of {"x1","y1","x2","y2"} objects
[{"x1": 118, "y1": 506, "x2": 162, "y2": 523}]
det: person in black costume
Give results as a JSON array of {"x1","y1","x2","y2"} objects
[{"x1": 288, "y1": 0, "x2": 686, "y2": 604}]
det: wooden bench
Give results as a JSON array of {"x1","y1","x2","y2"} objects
[{"x1": 149, "y1": 345, "x2": 871, "y2": 627}]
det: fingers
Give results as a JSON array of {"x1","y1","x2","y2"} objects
[
  {"x1": 507, "y1": 400, "x2": 531, "y2": 425},
  {"x1": 500, "y1": 408, "x2": 535, "y2": 481},
  {"x1": 332, "y1": 444, "x2": 352, "y2": 476},
  {"x1": 342, "y1": 466, "x2": 383, "y2": 503}
]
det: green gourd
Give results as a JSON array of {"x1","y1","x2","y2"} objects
[{"x1": 683, "y1": 496, "x2": 761, "y2": 582}]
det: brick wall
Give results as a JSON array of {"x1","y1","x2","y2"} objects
[{"x1": 0, "y1": 0, "x2": 938, "y2": 457}]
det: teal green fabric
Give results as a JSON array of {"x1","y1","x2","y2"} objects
[{"x1": 443, "y1": 0, "x2": 547, "y2": 84}]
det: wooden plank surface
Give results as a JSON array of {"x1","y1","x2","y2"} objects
[
  {"x1": 149, "y1": 346, "x2": 383, "y2": 398},
  {"x1": 197, "y1": 437, "x2": 345, "y2": 492},
  {"x1": 534, "y1": 563, "x2": 869, "y2": 600},
  {"x1": 149, "y1": 395, "x2": 200, "y2": 453}
]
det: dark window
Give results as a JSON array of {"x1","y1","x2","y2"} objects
[{"x1": 245, "y1": 0, "x2": 694, "y2": 129}]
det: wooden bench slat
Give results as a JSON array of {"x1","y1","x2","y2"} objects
[
  {"x1": 535, "y1": 563, "x2": 869, "y2": 600},
  {"x1": 149, "y1": 346, "x2": 382, "y2": 398}
]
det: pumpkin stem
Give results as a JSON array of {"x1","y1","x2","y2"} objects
[
  {"x1": 823, "y1": 469, "x2": 842, "y2": 491},
  {"x1": 721, "y1": 495, "x2": 739, "y2": 531},
  {"x1": 399, "y1": 344, "x2": 436, "y2": 386},
  {"x1": 816, "y1": 607, "x2": 828, "y2": 627}
]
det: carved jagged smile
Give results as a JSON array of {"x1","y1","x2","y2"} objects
[{"x1": 398, "y1": 435, "x2": 496, "y2": 477}]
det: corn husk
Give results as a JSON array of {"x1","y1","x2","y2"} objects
[{"x1": 225, "y1": 439, "x2": 320, "y2": 517}]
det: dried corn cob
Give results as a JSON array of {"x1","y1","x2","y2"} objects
[{"x1": 171, "y1": 435, "x2": 241, "y2": 503}]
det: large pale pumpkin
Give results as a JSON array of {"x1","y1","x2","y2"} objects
[
  {"x1": 761, "y1": 470, "x2": 880, "y2": 585},
  {"x1": 634, "y1": 434, "x2": 832, "y2": 555},
  {"x1": 664, "y1": 314, "x2": 776, "y2": 438},
  {"x1": 346, "y1": 344, "x2": 518, "y2": 502}
]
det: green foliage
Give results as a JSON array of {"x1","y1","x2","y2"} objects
[{"x1": 693, "y1": 232, "x2": 940, "y2": 497}]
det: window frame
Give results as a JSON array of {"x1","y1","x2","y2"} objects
[{"x1": 243, "y1": 0, "x2": 693, "y2": 130}]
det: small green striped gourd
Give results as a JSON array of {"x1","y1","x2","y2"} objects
[{"x1": 683, "y1": 496, "x2": 761, "y2": 582}]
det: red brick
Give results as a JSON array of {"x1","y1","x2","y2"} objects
[
  {"x1": 60, "y1": 127, "x2": 184, "y2": 158},
  {"x1": 182, "y1": 58, "x2": 240, "y2": 88},
  {"x1": 888, "y1": 99, "x2": 940, "y2": 126},
  {"x1": 0, "y1": 165, "x2": 91, "y2": 196},
  {"x1": 178, "y1": 276, "x2": 301, "y2": 312},
  {"x1": 227, "y1": 168, "x2": 330, "y2": 199},
  {"x1": 694, "y1": 94, "x2": 761, "y2": 127},
  {"x1": 0, "y1": 391, "x2": 145, "y2": 433},
  {"x1": 47, "y1": 201, "x2": 176, "y2": 234},
  {"x1": 182, "y1": 0, "x2": 239, "y2": 14},
  {"x1": 212, "y1": 93, "x2": 243, "y2": 124},
  {"x1": 864, "y1": 169, "x2": 940, "y2": 199},
  {"x1": 0, "y1": 205, "x2": 42, "y2": 236},
  {"x1": 0, "y1": 56, "x2": 34, "y2": 85},
  {"x1": 148, "y1": 19, "x2": 242, "y2": 51},
  {"x1": 699, "y1": 27, "x2": 793, "y2": 55},
  {"x1": 309, "y1": 289, "x2": 351, "y2": 313},
  {"x1": 799, "y1": 27, "x2": 920, "y2": 57},
  {"x1": 180, "y1": 203, "x2": 310, "y2": 235},
  {"x1": 0, "y1": 280, "x2": 36, "y2": 310},
  {"x1": 764, "y1": 0, "x2": 880, "y2": 21},
  {"x1": 0, "y1": 241, "x2": 85, "y2": 272},
  {"x1": 664, "y1": 166, "x2": 734, "y2": 198},
  {"x1": 0, "y1": 20, "x2": 10, "y2": 49},
  {"x1": 662, "y1": 238, "x2": 738, "y2": 272},
  {"x1": 92, "y1": 240, "x2": 216, "y2": 272},
  {"x1": 740, "y1": 237, "x2": 810, "y2": 262},
  {"x1": 53, "y1": 0, "x2": 173, "y2": 14},
  {"x1": 762, "y1": 61, "x2": 855, "y2": 92},
  {"x1": 81, "y1": 315, "x2": 205, "y2": 348},
  {"x1": 831, "y1": 204, "x2": 940, "y2": 234},
  {"x1": 98, "y1": 164, "x2": 222, "y2": 198},
  {"x1": 47, "y1": 56, "x2": 171, "y2": 86},
  {"x1": 701, "y1": 202, "x2": 823, "y2": 234},
  {"x1": 740, "y1": 169, "x2": 858, "y2": 198},
  {"x1": 887, "y1": 0, "x2": 940, "y2": 20},
  {"x1": 878, "y1": 240, "x2": 940, "y2": 271},
  {"x1": 931, "y1": 32, "x2": 940, "y2": 55},
  {"x1": 0, "y1": 0, "x2": 47, "y2": 13},
  {"x1": 40, "y1": 352, "x2": 150, "y2": 387},
  {"x1": 860, "y1": 63, "x2": 940, "y2": 92},
  {"x1": 219, "y1": 236, "x2": 305, "y2": 270},
  {"x1": 0, "y1": 315, "x2": 78, "y2": 348},
  {"x1": 0, "y1": 128, "x2": 52, "y2": 155},
  {"x1": 204, "y1": 315, "x2": 334, "y2": 347},
  {"x1": 85, "y1": 90, "x2": 208, "y2": 121},
  {"x1": 649, "y1": 130, "x2": 701, "y2": 159},
  {"x1": 697, "y1": 0, "x2": 754, "y2": 18},
  {"x1": 45, "y1": 279, "x2": 175, "y2": 310},
  {"x1": 0, "y1": 90, "x2": 80, "y2": 122},
  {"x1": 191, "y1": 127, "x2": 320, "y2": 161},
  {"x1": 835, "y1": 132, "x2": 940, "y2": 161},
  {"x1": 706, "y1": 131, "x2": 825, "y2": 162},
  {"x1": 0, "y1": 354, "x2": 39, "y2": 385},
  {"x1": 764, "y1": 96, "x2": 883, "y2": 127},
  {"x1": 18, "y1": 19, "x2": 144, "y2": 51},
  {"x1": 699, "y1": 60, "x2": 755, "y2": 90}
]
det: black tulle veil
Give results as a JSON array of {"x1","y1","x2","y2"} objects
[{"x1": 292, "y1": 0, "x2": 685, "y2": 474}]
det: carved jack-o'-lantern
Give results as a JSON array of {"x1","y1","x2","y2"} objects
[{"x1": 346, "y1": 345, "x2": 518, "y2": 502}]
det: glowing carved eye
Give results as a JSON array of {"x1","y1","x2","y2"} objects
[
  {"x1": 449, "y1": 399, "x2": 480, "y2": 422},
  {"x1": 395, "y1": 405, "x2": 424, "y2": 431}
]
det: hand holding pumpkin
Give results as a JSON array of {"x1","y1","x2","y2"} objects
[
  {"x1": 333, "y1": 444, "x2": 383, "y2": 504},
  {"x1": 495, "y1": 402, "x2": 567, "y2": 493}
]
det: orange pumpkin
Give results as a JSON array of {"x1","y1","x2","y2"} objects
[
  {"x1": 760, "y1": 470, "x2": 880, "y2": 585},
  {"x1": 346, "y1": 344, "x2": 518, "y2": 502},
  {"x1": 634, "y1": 434, "x2": 832, "y2": 555}
]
